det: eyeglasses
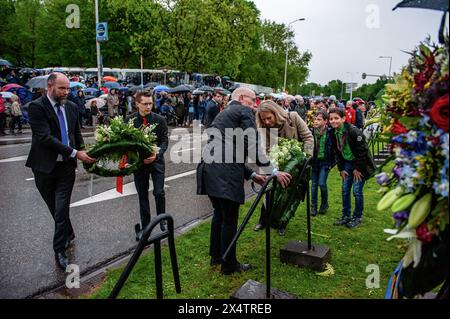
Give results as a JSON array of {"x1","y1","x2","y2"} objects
[{"x1": 138, "y1": 102, "x2": 153, "y2": 106}]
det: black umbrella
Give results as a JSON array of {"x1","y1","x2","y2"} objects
[
  {"x1": 214, "y1": 87, "x2": 231, "y2": 95},
  {"x1": 169, "y1": 84, "x2": 192, "y2": 94},
  {"x1": 0, "y1": 59, "x2": 13, "y2": 67},
  {"x1": 192, "y1": 89, "x2": 205, "y2": 96},
  {"x1": 144, "y1": 82, "x2": 159, "y2": 88},
  {"x1": 228, "y1": 83, "x2": 240, "y2": 92},
  {"x1": 198, "y1": 85, "x2": 214, "y2": 92},
  {"x1": 19, "y1": 68, "x2": 36, "y2": 74},
  {"x1": 393, "y1": 0, "x2": 448, "y2": 11},
  {"x1": 393, "y1": 0, "x2": 449, "y2": 43}
]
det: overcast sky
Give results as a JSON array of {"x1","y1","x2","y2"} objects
[{"x1": 251, "y1": 0, "x2": 447, "y2": 85}]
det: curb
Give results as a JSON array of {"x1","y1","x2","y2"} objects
[{"x1": 33, "y1": 211, "x2": 214, "y2": 299}]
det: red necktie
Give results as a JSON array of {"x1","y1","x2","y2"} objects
[{"x1": 143, "y1": 116, "x2": 148, "y2": 126}]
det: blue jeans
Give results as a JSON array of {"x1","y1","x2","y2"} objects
[
  {"x1": 311, "y1": 162, "x2": 330, "y2": 208},
  {"x1": 342, "y1": 161, "x2": 365, "y2": 219}
]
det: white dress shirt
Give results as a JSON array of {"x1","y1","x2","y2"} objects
[{"x1": 47, "y1": 95, "x2": 78, "y2": 161}]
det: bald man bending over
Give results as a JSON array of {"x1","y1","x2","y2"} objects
[
  {"x1": 26, "y1": 73, "x2": 95, "y2": 270},
  {"x1": 197, "y1": 87, "x2": 292, "y2": 275}
]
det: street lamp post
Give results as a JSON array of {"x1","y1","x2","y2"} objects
[
  {"x1": 95, "y1": 0, "x2": 102, "y2": 88},
  {"x1": 283, "y1": 18, "x2": 305, "y2": 92},
  {"x1": 379, "y1": 56, "x2": 393, "y2": 77}
]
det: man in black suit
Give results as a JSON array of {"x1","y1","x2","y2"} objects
[
  {"x1": 126, "y1": 92, "x2": 168, "y2": 239},
  {"x1": 26, "y1": 73, "x2": 96, "y2": 270},
  {"x1": 197, "y1": 87, "x2": 292, "y2": 275},
  {"x1": 204, "y1": 91, "x2": 224, "y2": 128}
]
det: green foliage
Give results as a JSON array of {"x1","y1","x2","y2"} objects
[
  {"x1": 268, "y1": 138, "x2": 308, "y2": 229},
  {"x1": 87, "y1": 168, "x2": 404, "y2": 299},
  {"x1": 83, "y1": 117, "x2": 158, "y2": 176},
  {"x1": 238, "y1": 19, "x2": 312, "y2": 91},
  {"x1": 1, "y1": 0, "x2": 310, "y2": 90}
]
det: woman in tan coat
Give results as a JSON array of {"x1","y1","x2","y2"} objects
[{"x1": 254, "y1": 100, "x2": 314, "y2": 235}]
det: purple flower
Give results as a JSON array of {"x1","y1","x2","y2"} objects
[
  {"x1": 375, "y1": 172, "x2": 390, "y2": 185},
  {"x1": 393, "y1": 211, "x2": 409, "y2": 228},
  {"x1": 393, "y1": 166, "x2": 403, "y2": 179}
]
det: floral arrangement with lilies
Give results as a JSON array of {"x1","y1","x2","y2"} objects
[
  {"x1": 268, "y1": 138, "x2": 308, "y2": 229},
  {"x1": 83, "y1": 116, "x2": 159, "y2": 177},
  {"x1": 375, "y1": 36, "x2": 449, "y2": 298}
]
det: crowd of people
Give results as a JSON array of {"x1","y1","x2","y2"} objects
[
  {"x1": 195, "y1": 86, "x2": 376, "y2": 275},
  {"x1": 9, "y1": 67, "x2": 377, "y2": 275}
]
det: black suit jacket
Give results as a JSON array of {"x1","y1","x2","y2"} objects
[
  {"x1": 197, "y1": 101, "x2": 270, "y2": 204},
  {"x1": 204, "y1": 100, "x2": 220, "y2": 128},
  {"x1": 125, "y1": 112, "x2": 168, "y2": 173},
  {"x1": 26, "y1": 96, "x2": 83, "y2": 174}
]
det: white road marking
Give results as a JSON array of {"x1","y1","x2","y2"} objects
[
  {"x1": 26, "y1": 178, "x2": 35, "y2": 181},
  {"x1": 176, "y1": 148, "x2": 196, "y2": 153},
  {"x1": 70, "y1": 170, "x2": 196, "y2": 208},
  {"x1": 0, "y1": 155, "x2": 28, "y2": 163}
]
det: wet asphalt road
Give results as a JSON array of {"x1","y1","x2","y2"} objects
[{"x1": 0, "y1": 128, "x2": 225, "y2": 298}]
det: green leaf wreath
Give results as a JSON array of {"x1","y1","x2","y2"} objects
[
  {"x1": 83, "y1": 117, "x2": 159, "y2": 177},
  {"x1": 268, "y1": 138, "x2": 308, "y2": 229}
]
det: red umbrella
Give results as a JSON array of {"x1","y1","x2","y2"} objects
[
  {"x1": 103, "y1": 76, "x2": 118, "y2": 82},
  {"x1": 1, "y1": 83, "x2": 24, "y2": 92}
]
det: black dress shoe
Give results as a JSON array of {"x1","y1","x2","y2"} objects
[
  {"x1": 221, "y1": 263, "x2": 252, "y2": 275},
  {"x1": 55, "y1": 252, "x2": 69, "y2": 270}
]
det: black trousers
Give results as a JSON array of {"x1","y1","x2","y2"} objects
[
  {"x1": 0, "y1": 113, "x2": 6, "y2": 133},
  {"x1": 134, "y1": 163, "x2": 165, "y2": 229},
  {"x1": 208, "y1": 196, "x2": 240, "y2": 270},
  {"x1": 33, "y1": 162, "x2": 76, "y2": 253}
]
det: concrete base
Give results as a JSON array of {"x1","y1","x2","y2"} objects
[
  {"x1": 231, "y1": 280, "x2": 297, "y2": 299},
  {"x1": 280, "y1": 240, "x2": 331, "y2": 271}
]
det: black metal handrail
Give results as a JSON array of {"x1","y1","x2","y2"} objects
[
  {"x1": 108, "y1": 214, "x2": 181, "y2": 299},
  {"x1": 223, "y1": 157, "x2": 312, "y2": 298}
]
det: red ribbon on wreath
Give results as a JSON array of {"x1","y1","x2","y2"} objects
[{"x1": 116, "y1": 155, "x2": 128, "y2": 194}]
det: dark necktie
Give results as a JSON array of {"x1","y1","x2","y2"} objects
[{"x1": 56, "y1": 103, "x2": 69, "y2": 147}]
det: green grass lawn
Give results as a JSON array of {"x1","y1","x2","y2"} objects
[{"x1": 88, "y1": 168, "x2": 405, "y2": 299}]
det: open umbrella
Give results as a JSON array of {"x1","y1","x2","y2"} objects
[
  {"x1": 103, "y1": 81, "x2": 121, "y2": 89},
  {"x1": 214, "y1": 87, "x2": 231, "y2": 95},
  {"x1": 169, "y1": 84, "x2": 192, "y2": 94},
  {"x1": 85, "y1": 98, "x2": 106, "y2": 109},
  {"x1": 144, "y1": 82, "x2": 159, "y2": 88},
  {"x1": 70, "y1": 81, "x2": 86, "y2": 89},
  {"x1": 103, "y1": 76, "x2": 118, "y2": 82},
  {"x1": 393, "y1": 0, "x2": 448, "y2": 11},
  {"x1": 154, "y1": 85, "x2": 170, "y2": 93},
  {"x1": 128, "y1": 85, "x2": 145, "y2": 94},
  {"x1": 20, "y1": 68, "x2": 36, "y2": 74},
  {"x1": 228, "y1": 83, "x2": 240, "y2": 92},
  {"x1": 192, "y1": 89, "x2": 205, "y2": 96},
  {"x1": 0, "y1": 59, "x2": 13, "y2": 67},
  {"x1": 0, "y1": 92, "x2": 14, "y2": 99},
  {"x1": 25, "y1": 76, "x2": 49, "y2": 89},
  {"x1": 393, "y1": 0, "x2": 449, "y2": 43},
  {"x1": 1, "y1": 83, "x2": 23, "y2": 92},
  {"x1": 198, "y1": 85, "x2": 214, "y2": 92},
  {"x1": 83, "y1": 88, "x2": 100, "y2": 97}
]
